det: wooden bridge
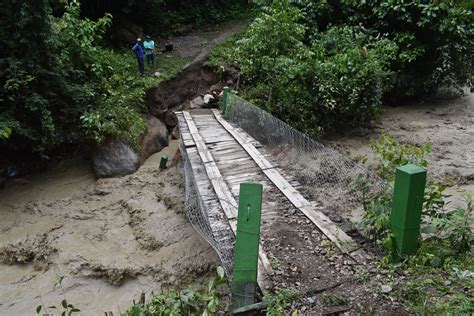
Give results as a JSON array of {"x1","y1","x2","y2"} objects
[{"x1": 176, "y1": 109, "x2": 368, "y2": 290}]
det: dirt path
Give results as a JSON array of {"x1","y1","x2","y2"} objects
[{"x1": 326, "y1": 90, "x2": 474, "y2": 214}]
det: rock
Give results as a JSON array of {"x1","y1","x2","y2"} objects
[
  {"x1": 329, "y1": 213, "x2": 343, "y2": 223},
  {"x1": 203, "y1": 94, "x2": 214, "y2": 104},
  {"x1": 154, "y1": 71, "x2": 161, "y2": 77},
  {"x1": 146, "y1": 87, "x2": 170, "y2": 116},
  {"x1": 381, "y1": 284, "x2": 392, "y2": 293},
  {"x1": 163, "y1": 111, "x2": 178, "y2": 128},
  {"x1": 209, "y1": 83, "x2": 222, "y2": 93},
  {"x1": 307, "y1": 296, "x2": 316, "y2": 304},
  {"x1": 139, "y1": 115, "x2": 169, "y2": 163},
  {"x1": 189, "y1": 96, "x2": 205, "y2": 109},
  {"x1": 93, "y1": 138, "x2": 139, "y2": 178},
  {"x1": 171, "y1": 126, "x2": 179, "y2": 140}
]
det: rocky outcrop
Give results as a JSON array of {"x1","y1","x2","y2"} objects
[
  {"x1": 93, "y1": 138, "x2": 139, "y2": 178},
  {"x1": 139, "y1": 115, "x2": 169, "y2": 163}
]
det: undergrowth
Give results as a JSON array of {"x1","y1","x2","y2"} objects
[
  {"x1": 123, "y1": 267, "x2": 227, "y2": 316},
  {"x1": 263, "y1": 287, "x2": 299, "y2": 316},
  {"x1": 355, "y1": 134, "x2": 473, "y2": 314}
]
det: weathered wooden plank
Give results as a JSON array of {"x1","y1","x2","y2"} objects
[
  {"x1": 299, "y1": 205, "x2": 360, "y2": 253},
  {"x1": 262, "y1": 169, "x2": 310, "y2": 208},
  {"x1": 183, "y1": 111, "x2": 275, "y2": 285},
  {"x1": 211, "y1": 108, "x2": 365, "y2": 262}
]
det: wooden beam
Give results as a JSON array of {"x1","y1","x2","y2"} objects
[
  {"x1": 211, "y1": 109, "x2": 366, "y2": 262},
  {"x1": 182, "y1": 111, "x2": 274, "y2": 288}
]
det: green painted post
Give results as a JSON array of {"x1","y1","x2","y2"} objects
[
  {"x1": 159, "y1": 155, "x2": 168, "y2": 170},
  {"x1": 391, "y1": 164, "x2": 427, "y2": 256},
  {"x1": 223, "y1": 86, "x2": 229, "y2": 114},
  {"x1": 232, "y1": 182, "x2": 263, "y2": 312}
]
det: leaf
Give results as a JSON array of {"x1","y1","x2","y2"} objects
[
  {"x1": 422, "y1": 224, "x2": 437, "y2": 234},
  {"x1": 62, "y1": 299, "x2": 68, "y2": 309},
  {"x1": 69, "y1": 308, "x2": 81, "y2": 315},
  {"x1": 36, "y1": 305, "x2": 42, "y2": 314},
  {"x1": 216, "y1": 266, "x2": 225, "y2": 279}
]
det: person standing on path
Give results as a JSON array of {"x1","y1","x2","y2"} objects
[
  {"x1": 132, "y1": 37, "x2": 144, "y2": 76},
  {"x1": 144, "y1": 35, "x2": 156, "y2": 67}
]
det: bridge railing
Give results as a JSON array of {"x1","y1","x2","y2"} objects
[{"x1": 224, "y1": 91, "x2": 388, "y2": 217}]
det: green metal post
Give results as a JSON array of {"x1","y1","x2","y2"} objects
[
  {"x1": 159, "y1": 154, "x2": 168, "y2": 170},
  {"x1": 223, "y1": 86, "x2": 229, "y2": 114},
  {"x1": 232, "y1": 182, "x2": 263, "y2": 312},
  {"x1": 391, "y1": 164, "x2": 427, "y2": 256}
]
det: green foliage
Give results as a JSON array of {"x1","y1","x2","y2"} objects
[
  {"x1": 36, "y1": 276, "x2": 81, "y2": 316},
  {"x1": 320, "y1": 292, "x2": 348, "y2": 307},
  {"x1": 2, "y1": 1, "x2": 191, "y2": 156},
  {"x1": 371, "y1": 134, "x2": 431, "y2": 180},
  {"x1": 212, "y1": 1, "x2": 396, "y2": 136},
  {"x1": 141, "y1": 0, "x2": 252, "y2": 35},
  {"x1": 123, "y1": 266, "x2": 227, "y2": 316},
  {"x1": 290, "y1": 0, "x2": 474, "y2": 99},
  {"x1": 263, "y1": 287, "x2": 299, "y2": 316},
  {"x1": 354, "y1": 135, "x2": 473, "y2": 314}
]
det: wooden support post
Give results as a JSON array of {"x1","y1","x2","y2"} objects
[
  {"x1": 391, "y1": 164, "x2": 426, "y2": 256},
  {"x1": 232, "y1": 183, "x2": 263, "y2": 312},
  {"x1": 223, "y1": 86, "x2": 229, "y2": 114},
  {"x1": 159, "y1": 155, "x2": 168, "y2": 170}
]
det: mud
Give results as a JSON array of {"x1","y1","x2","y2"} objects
[
  {"x1": 0, "y1": 141, "x2": 219, "y2": 315},
  {"x1": 326, "y1": 90, "x2": 474, "y2": 214},
  {"x1": 146, "y1": 22, "x2": 244, "y2": 120}
]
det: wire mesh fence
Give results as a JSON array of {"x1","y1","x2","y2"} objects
[
  {"x1": 180, "y1": 142, "x2": 236, "y2": 278},
  {"x1": 225, "y1": 93, "x2": 388, "y2": 215},
  {"x1": 179, "y1": 95, "x2": 388, "y2": 278}
]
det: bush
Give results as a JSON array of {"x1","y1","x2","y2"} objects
[
  {"x1": 223, "y1": 2, "x2": 396, "y2": 136},
  {"x1": 124, "y1": 267, "x2": 227, "y2": 316},
  {"x1": 292, "y1": 0, "x2": 474, "y2": 99},
  {"x1": 0, "y1": 1, "x2": 152, "y2": 156}
]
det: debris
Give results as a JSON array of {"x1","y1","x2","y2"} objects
[
  {"x1": 381, "y1": 284, "x2": 392, "y2": 293},
  {"x1": 203, "y1": 94, "x2": 215, "y2": 104}
]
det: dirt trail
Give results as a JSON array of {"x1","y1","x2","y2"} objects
[
  {"x1": 0, "y1": 141, "x2": 219, "y2": 315},
  {"x1": 326, "y1": 90, "x2": 474, "y2": 215}
]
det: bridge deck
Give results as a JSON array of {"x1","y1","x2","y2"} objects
[{"x1": 177, "y1": 109, "x2": 367, "y2": 289}]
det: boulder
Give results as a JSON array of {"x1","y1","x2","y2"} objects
[
  {"x1": 139, "y1": 115, "x2": 169, "y2": 163},
  {"x1": 93, "y1": 138, "x2": 139, "y2": 178},
  {"x1": 171, "y1": 126, "x2": 180, "y2": 140},
  {"x1": 163, "y1": 111, "x2": 178, "y2": 128},
  {"x1": 203, "y1": 94, "x2": 214, "y2": 104},
  {"x1": 190, "y1": 96, "x2": 205, "y2": 109},
  {"x1": 146, "y1": 87, "x2": 170, "y2": 116}
]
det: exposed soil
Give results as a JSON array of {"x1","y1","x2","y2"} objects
[{"x1": 0, "y1": 141, "x2": 219, "y2": 315}]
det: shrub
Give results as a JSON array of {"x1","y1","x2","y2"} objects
[
  {"x1": 228, "y1": 2, "x2": 397, "y2": 136},
  {"x1": 124, "y1": 266, "x2": 227, "y2": 316},
  {"x1": 292, "y1": 0, "x2": 474, "y2": 99},
  {"x1": 0, "y1": 1, "x2": 150, "y2": 156}
]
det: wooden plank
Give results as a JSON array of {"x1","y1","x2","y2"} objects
[
  {"x1": 262, "y1": 169, "x2": 310, "y2": 208},
  {"x1": 211, "y1": 108, "x2": 365, "y2": 262},
  {"x1": 182, "y1": 111, "x2": 275, "y2": 286}
]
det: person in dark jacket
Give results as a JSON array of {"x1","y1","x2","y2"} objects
[{"x1": 132, "y1": 37, "x2": 144, "y2": 76}]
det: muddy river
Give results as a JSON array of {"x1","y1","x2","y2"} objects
[{"x1": 0, "y1": 141, "x2": 218, "y2": 315}]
